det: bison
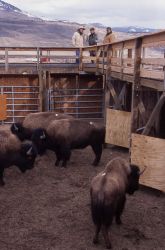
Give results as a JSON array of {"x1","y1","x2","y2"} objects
[
  {"x1": 0, "y1": 126, "x2": 37, "y2": 186},
  {"x1": 90, "y1": 157, "x2": 146, "y2": 249},
  {"x1": 31, "y1": 119, "x2": 105, "y2": 167},
  {"x1": 10, "y1": 112, "x2": 73, "y2": 141}
]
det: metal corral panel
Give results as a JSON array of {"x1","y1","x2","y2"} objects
[
  {"x1": 131, "y1": 133, "x2": 165, "y2": 192},
  {"x1": 105, "y1": 108, "x2": 131, "y2": 148},
  {"x1": 0, "y1": 94, "x2": 7, "y2": 120}
]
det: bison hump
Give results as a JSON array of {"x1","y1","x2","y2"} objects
[{"x1": 0, "y1": 128, "x2": 21, "y2": 154}]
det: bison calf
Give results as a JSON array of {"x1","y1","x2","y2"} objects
[
  {"x1": 0, "y1": 126, "x2": 37, "y2": 186},
  {"x1": 31, "y1": 119, "x2": 105, "y2": 167},
  {"x1": 90, "y1": 157, "x2": 145, "y2": 249}
]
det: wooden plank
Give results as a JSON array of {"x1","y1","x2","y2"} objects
[
  {"x1": 111, "y1": 57, "x2": 121, "y2": 65},
  {"x1": 142, "y1": 40, "x2": 165, "y2": 48},
  {"x1": 140, "y1": 78, "x2": 164, "y2": 91},
  {"x1": 142, "y1": 32, "x2": 165, "y2": 45},
  {"x1": 142, "y1": 58, "x2": 165, "y2": 66},
  {"x1": 131, "y1": 133, "x2": 165, "y2": 192},
  {"x1": 140, "y1": 68, "x2": 164, "y2": 80},
  {"x1": 110, "y1": 65, "x2": 122, "y2": 72},
  {"x1": 0, "y1": 94, "x2": 7, "y2": 120},
  {"x1": 124, "y1": 40, "x2": 135, "y2": 49},
  {"x1": 123, "y1": 58, "x2": 134, "y2": 64},
  {"x1": 123, "y1": 67, "x2": 134, "y2": 74},
  {"x1": 105, "y1": 108, "x2": 131, "y2": 148}
]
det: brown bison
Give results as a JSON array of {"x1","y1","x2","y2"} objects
[
  {"x1": 31, "y1": 119, "x2": 105, "y2": 167},
  {"x1": 90, "y1": 157, "x2": 146, "y2": 249},
  {"x1": 0, "y1": 125, "x2": 37, "y2": 186},
  {"x1": 10, "y1": 112, "x2": 73, "y2": 141}
]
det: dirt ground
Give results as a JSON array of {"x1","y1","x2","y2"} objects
[{"x1": 0, "y1": 146, "x2": 164, "y2": 250}]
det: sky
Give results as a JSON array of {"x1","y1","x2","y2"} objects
[{"x1": 6, "y1": 0, "x2": 165, "y2": 29}]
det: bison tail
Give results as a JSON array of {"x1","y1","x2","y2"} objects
[{"x1": 91, "y1": 192, "x2": 114, "y2": 228}]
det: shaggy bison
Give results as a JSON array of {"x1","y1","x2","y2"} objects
[
  {"x1": 90, "y1": 157, "x2": 145, "y2": 249},
  {"x1": 11, "y1": 112, "x2": 73, "y2": 141},
  {"x1": 0, "y1": 126, "x2": 37, "y2": 186},
  {"x1": 31, "y1": 119, "x2": 105, "y2": 167}
]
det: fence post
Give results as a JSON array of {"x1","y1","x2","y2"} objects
[
  {"x1": 79, "y1": 48, "x2": 83, "y2": 71},
  {"x1": 5, "y1": 48, "x2": 9, "y2": 73},
  {"x1": 130, "y1": 37, "x2": 142, "y2": 146}
]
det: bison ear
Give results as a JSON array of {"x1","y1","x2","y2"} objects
[
  {"x1": 13, "y1": 123, "x2": 19, "y2": 131},
  {"x1": 40, "y1": 131, "x2": 46, "y2": 140}
]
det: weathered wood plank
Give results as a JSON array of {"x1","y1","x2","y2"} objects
[
  {"x1": 105, "y1": 108, "x2": 131, "y2": 148},
  {"x1": 142, "y1": 58, "x2": 165, "y2": 66},
  {"x1": 140, "y1": 69, "x2": 164, "y2": 80},
  {"x1": 131, "y1": 133, "x2": 165, "y2": 192}
]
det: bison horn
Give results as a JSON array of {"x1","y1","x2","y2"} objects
[
  {"x1": 40, "y1": 131, "x2": 46, "y2": 140},
  {"x1": 139, "y1": 166, "x2": 147, "y2": 175},
  {"x1": 27, "y1": 146, "x2": 33, "y2": 156},
  {"x1": 14, "y1": 123, "x2": 19, "y2": 131}
]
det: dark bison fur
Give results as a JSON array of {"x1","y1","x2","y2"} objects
[
  {"x1": 90, "y1": 157, "x2": 140, "y2": 249},
  {"x1": 31, "y1": 119, "x2": 105, "y2": 167}
]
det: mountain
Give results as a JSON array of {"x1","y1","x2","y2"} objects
[{"x1": 0, "y1": 1, "x2": 159, "y2": 47}]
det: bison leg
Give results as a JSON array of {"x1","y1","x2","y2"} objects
[
  {"x1": 115, "y1": 196, "x2": 126, "y2": 225},
  {"x1": 102, "y1": 226, "x2": 111, "y2": 249},
  {"x1": 93, "y1": 224, "x2": 101, "y2": 244},
  {"x1": 0, "y1": 168, "x2": 5, "y2": 186},
  {"x1": 60, "y1": 145, "x2": 71, "y2": 167},
  {"x1": 55, "y1": 150, "x2": 62, "y2": 167},
  {"x1": 91, "y1": 144, "x2": 102, "y2": 166}
]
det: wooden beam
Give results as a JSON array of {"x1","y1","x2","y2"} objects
[
  {"x1": 138, "y1": 97, "x2": 146, "y2": 124},
  {"x1": 107, "y1": 80, "x2": 122, "y2": 110},
  {"x1": 142, "y1": 93, "x2": 165, "y2": 135},
  {"x1": 131, "y1": 37, "x2": 142, "y2": 133}
]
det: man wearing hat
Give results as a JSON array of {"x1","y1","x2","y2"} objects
[
  {"x1": 72, "y1": 26, "x2": 85, "y2": 63},
  {"x1": 103, "y1": 27, "x2": 116, "y2": 44}
]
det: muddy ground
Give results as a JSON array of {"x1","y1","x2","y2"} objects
[{"x1": 0, "y1": 146, "x2": 164, "y2": 250}]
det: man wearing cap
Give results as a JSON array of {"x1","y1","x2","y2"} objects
[
  {"x1": 88, "y1": 27, "x2": 98, "y2": 46},
  {"x1": 72, "y1": 27, "x2": 85, "y2": 63},
  {"x1": 87, "y1": 27, "x2": 98, "y2": 63},
  {"x1": 103, "y1": 27, "x2": 116, "y2": 44}
]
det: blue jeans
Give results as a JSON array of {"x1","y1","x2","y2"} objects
[{"x1": 76, "y1": 50, "x2": 80, "y2": 64}]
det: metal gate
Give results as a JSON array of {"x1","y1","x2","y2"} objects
[
  {"x1": 0, "y1": 85, "x2": 40, "y2": 124},
  {"x1": 48, "y1": 87, "x2": 104, "y2": 119}
]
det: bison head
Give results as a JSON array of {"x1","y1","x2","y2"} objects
[
  {"x1": 16, "y1": 143, "x2": 37, "y2": 173},
  {"x1": 11, "y1": 123, "x2": 27, "y2": 141},
  {"x1": 126, "y1": 164, "x2": 141, "y2": 195}
]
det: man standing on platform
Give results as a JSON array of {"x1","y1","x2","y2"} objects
[
  {"x1": 87, "y1": 27, "x2": 98, "y2": 63},
  {"x1": 72, "y1": 26, "x2": 85, "y2": 63}
]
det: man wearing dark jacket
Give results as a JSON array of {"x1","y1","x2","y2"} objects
[{"x1": 87, "y1": 28, "x2": 98, "y2": 63}]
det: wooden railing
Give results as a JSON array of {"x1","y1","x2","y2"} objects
[{"x1": 0, "y1": 30, "x2": 164, "y2": 82}]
